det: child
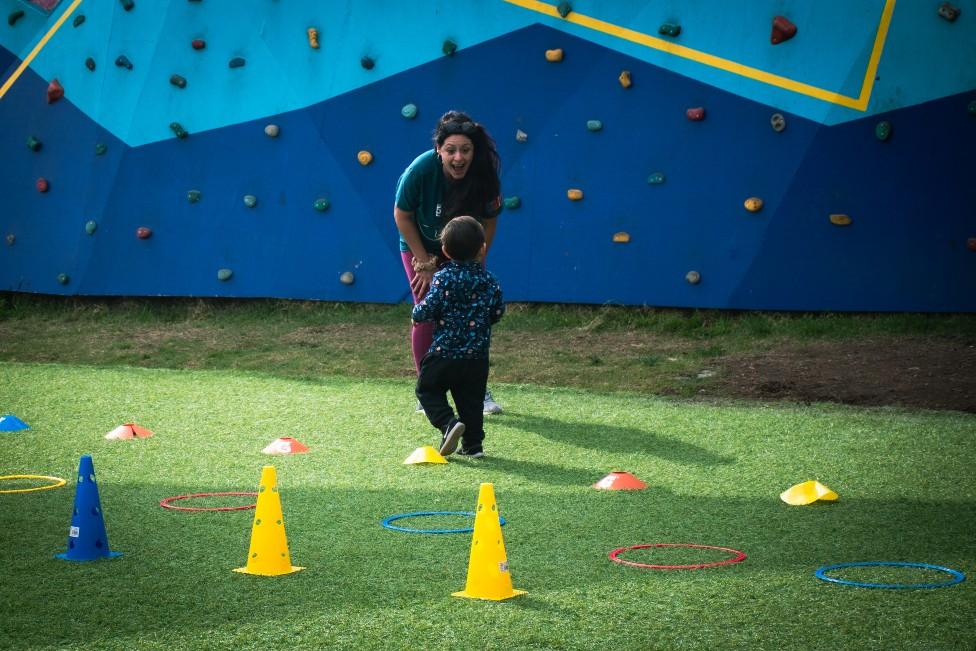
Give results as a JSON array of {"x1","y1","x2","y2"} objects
[{"x1": 412, "y1": 215, "x2": 505, "y2": 458}]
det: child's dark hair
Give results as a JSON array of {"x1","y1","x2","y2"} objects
[{"x1": 440, "y1": 216, "x2": 485, "y2": 262}]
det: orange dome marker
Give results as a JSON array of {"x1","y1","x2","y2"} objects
[
  {"x1": 105, "y1": 423, "x2": 154, "y2": 440},
  {"x1": 593, "y1": 471, "x2": 647, "y2": 490},
  {"x1": 262, "y1": 437, "x2": 310, "y2": 455}
]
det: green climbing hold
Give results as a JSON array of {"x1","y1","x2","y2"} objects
[
  {"x1": 26, "y1": 136, "x2": 42, "y2": 152},
  {"x1": 874, "y1": 120, "x2": 892, "y2": 141},
  {"x1": 187, "y1": 190, "x2": 202, "y2": 203},
  {"x1": 659, "y1": 23, "x2": 681, "y2": 37},
  {"x1": 313, "y1": 198, "x2": 331, "y2": 212},
  {"x1": 217, "y1": 269, "x2": 233, "y2": 281},
  {"x1": 967, "y1": 100, "x2": 976, "y2": 116},
  {"x1": 647, "y1": 172, "x2": 666, "y2": 185},
  {"x1": 95, "y1": 143, "x2": 107, "y2": 156},
  {"x1": 5, "y1": 234, "x2": 14, "y2": 246},
  {"x1": 8, "y1": 10, "x2": 25, "y2": 26},
  {"x1": 586, "y1": 120, "x2": 603, "y2": 132},
  {"x1": 73, "y1": 14, "x2": 85, "y2": 27},
  {"x1": 57, "y1": 273, "x2": 70, "y2": 285},
  {"x1": 243, "y1": 195, "x2": 257, "y2": 208},
  {"x1": 401, "y1": 103, "x2": 418, "y2": 119},
  {"x1": 116, "y1": 55, "x2": 133, "y2": 70},
  {"x1": 85, "y1": 220, "x2": 97, "y2": 235},
  {"x1": 503, "y1": 196, "x2": 521, "y2": 210},
  {"x1": 120, "y1": 0, "x2": 134, "y2": 11},
  {"x1": 442, "y1": 39, "x2": 457, "y2": 56},
  {"x1": 170, "y1": 122, "x2": 188, "y2": 139},
  {"x1": 557, "y1": 2, "x2": 572, "y2": 18},
  {"x1": 170, "y1": 74, "x2": 187, "y2": 89},
  {"x1": 360, "y1": 56, "x2": 375, "y2": 70},
  {"x1": 229, "y1": 57, "x2": 246, "y2": 68}
]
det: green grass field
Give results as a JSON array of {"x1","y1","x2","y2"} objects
[{"x1": 1, "y1": 359, "x2": 973, "y2": 650}]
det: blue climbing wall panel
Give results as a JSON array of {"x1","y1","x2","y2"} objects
[{"x1": 0, "y1": 0, "x2": 974, "y2": 311}]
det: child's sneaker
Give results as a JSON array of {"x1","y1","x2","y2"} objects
[
  {"x1": 482, "y1": 390, "x2": 503, "y2": 415},
  {"x1": 438, "y1": 418, "x2": 464, "y2": 456},
  {"x1": 457, "y1": 445, "x2": 484, "y2": 458}
]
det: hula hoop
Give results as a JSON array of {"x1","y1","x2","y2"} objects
[
  {"x1": 0, "y1": 474, "x2": 67, "y2": 494},
  {"x1": 381, "y1": 511, "x2": 507, "y2": 534},
  {"x1": 814, "y1": 561, "x2": 966, "y2": 590},
  {"x1": 160, "y1": 492, "x2": 257, "y2": 512},
  {"x1": 609, "y1": 543, "x2": 747, "y2": 570}
]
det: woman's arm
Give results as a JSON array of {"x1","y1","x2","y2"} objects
[
  {"x1": 482, "y1": 216, "x2": 497, "y2": 256},
  {"x1": 394, "y1": 205, "x2": 436, "y2": 297}
]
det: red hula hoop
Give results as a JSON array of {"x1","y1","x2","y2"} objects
[
  {"x1": 609, "y1": 543, "x2": 747, "y2": 570},
  {"x1": 159, "y1": 492, "x2": 258, "y2": 512}
]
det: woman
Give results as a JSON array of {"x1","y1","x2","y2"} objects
[{"x1": 394, "y1": 110, "x2": 503, "y2": 415}]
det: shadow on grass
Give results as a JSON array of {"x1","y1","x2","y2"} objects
[
  {"x1": 451, "y1": 454, "x2": 601, "y2": 486},
  {"x1": 500, "y1": 411, "x2": 736, "y2": 466}
]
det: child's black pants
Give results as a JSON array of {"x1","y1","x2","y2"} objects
[{"x1": 416, "y1": 354, "x2": 488, "y2": 448}]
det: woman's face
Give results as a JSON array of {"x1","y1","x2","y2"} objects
[{"x1": 437, "y1": 135, "x2": 474, "y2": 180}]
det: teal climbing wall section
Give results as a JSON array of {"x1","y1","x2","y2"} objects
[{"x1": 1, "y1": 0, "x2": 974, "y2": 311}]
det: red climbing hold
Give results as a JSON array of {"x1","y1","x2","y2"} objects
[
  {"x1": 967, "y1": 238, "x2": 976, "y2": 252},
  {"x1": 686, "y1": 107, "x2": 705, "y2": 121},
  {"x1": 36, "y1": 178, "x2": 49, "y2": 193},
  {"x1": 136, "y1": 227, "x2": 152, "y2": 240},
  {"x1": 191, "y1": 39, "x2": 206, "y2": 50},
  {"x1": 771, "y1": 16, "x2": 797, "y2": 44},
  {"x1": 46, "y1": 79, "x2": 64, "y2": 103}
]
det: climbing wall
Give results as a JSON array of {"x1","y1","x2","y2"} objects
[{"x1": 1, "y1": 0, "x2": 974, "y2": 311}]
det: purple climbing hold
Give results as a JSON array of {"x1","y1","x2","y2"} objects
[
  {"x1": 938, "y1": 2, "x2": 961, "y2": 21},
  {"x1": 85, "y1": 57, "x2": 96, "y2": 72}
]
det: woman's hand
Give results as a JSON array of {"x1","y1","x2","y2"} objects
[{"x1": 411, "y1": 269, "x2": 434, "y2": 298}]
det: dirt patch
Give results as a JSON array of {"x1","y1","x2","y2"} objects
[{"x1": 712, "y1": 336, "x2": 976, "y2": 413}]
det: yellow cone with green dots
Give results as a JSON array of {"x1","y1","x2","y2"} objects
[
  {"x1": 234, "y1": 466, "x2": 304, "y2": 576},
  {"x1": 452, "y1": 482, "x2": 526, "y2": 601}
]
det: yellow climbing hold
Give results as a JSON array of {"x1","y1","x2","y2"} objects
[
  {"x1": 357, "y1": 150, "x2": 373, "y2": 166},
  {"x1": 567, "y1": 189, "x2": 583, "y2": 201},
  {"x1": 545, "y1": 48, "x2": 564, "y2": 62},
  {"x1": 744, "y1": 197, "x2": 764, "y2": 213},
  {"x1": 829, "y1": 214, "x2": 852, "y2": 226},
  {"x1": 618, "y1": 70, "x2": 632, "y2": 88},
  {"x1": 780, "y1": 480, "x2": 839, "y2": 506},
  {"x1": 307, "y1": 27, "x2": 319, "y2": 49},
  {"x1": 612, "y1": 232, "x2": 630, "y2": 243}
]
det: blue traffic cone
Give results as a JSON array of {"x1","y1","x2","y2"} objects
[
  {"x1": 0, "y1": 414, "x2": 30, "y2": 431},
  {"x1": 55, "y1": 455, "x2": 122, "y2": 562}
]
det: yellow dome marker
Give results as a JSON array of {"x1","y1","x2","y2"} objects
[
  {"x1": 780, "y1": 480, "x2": 839, "y2": 506},
  {"x1": 403, "y1": 445, "x2": 448, "y2": 465},
  {"x1": 453, "y1": 483, "x2": 526, "y2": 601},
  {"x1": 234, "y1": 466, "x2": 304, "y2": 576}
]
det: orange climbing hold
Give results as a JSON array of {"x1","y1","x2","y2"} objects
[
  {"x1": 567, "y1": 189, "x2": 583, "y2": 201},
  {"x1": 46, "y1": 79, "x2": 64, "y2": 103},
  {"x1": 771, "y1": 16, "x2": 797, "y2": 44},
  {"x1": 618, "y1": 70, "x2": 632, "y2": 88},
  {"x1": 829, "y1": 214, "x2": 852, "y2": 226},
  {"x1": 358, "y1": 150, "x2": 373, "y2": 166},
  {"x1": 545, "y1": 48, "x2": 564, "y2": 62}
]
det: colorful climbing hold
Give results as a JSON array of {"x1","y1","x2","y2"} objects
[
  {"x1": 829, "y1": 214, "x2": 852, "y2": 226},
  {"x1": 938, "y1": 2, "x2": 960, "y2": 21},
  {"x1": 503, "y1": 197, "x2": 521, "y2": 210},
  {"x1": 170, "y1": 74, "x2": 187, "y2": 89},
  {"x1": 360, "y1": 56, "x2": 375, "y2": 70},
  {"x1": 120, "y1": 0, "x2": 134, "y2": 11},
  {"x1": 612, "y1": 232, "x2": 630, "y2": 243},
  {"x1": 401, "y1": 103, "x2": 418, "y2": 119},
  {"x1": 229, "y1": 57, "x2": 246, "y2": 68},
  {"x1": 659, "y1": 23, "x2": 681, "y2": 37},
  {"x1": 85, "y1": 220, "x2": 97, "y2": 235},
  {"x1": 217, "y1": 268, "x2": 233, "y2": 281},
  {"x1": 686, "y1": 107, "x2": 705, "y2": 121},
  {"x1": 115, "y1": 55, "x2": 133, "y2": 70},
  {"x1": 313, "y1": 198, "x2": 331, "y2": 212},
  {"x1": 85, "y1": 57, "x2": 95, "y2": 71},
  {"x1": 73, "y1": 14, "x2": 85, "y2": 27},
  {"x1": 136, "y1": 227, "x2": 152, "y2": 240},
  {"x1": 875, "y1": 121, "x2": 892, "y2": 141},
  {"x1": 744, "y1": 197, "x2": 764, "y2": 212},
  {"x1": 771, "y1": 16, "x2": 797, "y2": 44},
  {"x1": 187, "y1": 190, "x2": 201, "y2": 203},
  {"x1": 545, "y1": 48, "x2": 564, "y2": 62},
  {"x1": 968, "y1": 100, "x2": 976, "y2": 116},
  {"x1": 557, "y1": 2, "x2": 572, "y2": 18},
  {"x1": 358, "y1": 150, "x2": 373, "y2": 166},
  {"x1": 966, "y1": 238, "x2": 976, "y2": 252},
  {"x1": 770, "y1": 113, "x2": 786, "y2": 132},
  {"x1": 442, "y1": 39, "x2": 458, "y2": 56},
  {"x1": 57, "y1": 273, "x2": 69, "y2": 285},
  {"x1": 36, "y1": 178, "x2": 49, "y2": 193},
  {"x1": 95, "y1": 143, "x2": 107, "y2": 156},
  {"x1": 618, "y1": 70, "x2": 632, "y2": 88},
  {"x1": 5, "y1": 234, "x2": 14, "y2": 246},
  {"x1": 515, "y1": 129, "x2": 528, "y2": 143},
  {"x1": 307, "y1": 27, "x2": 320, "y2": 49},
  {"x1": 586, "y1": 120, "x2": 603, "y2": 132},
  {"x1": 191, "y1": 39, "x2": 206, "y2": 50},
  {"x1": 264, "y1": 124, "x2": 279, "y2": 138},
  {"x1": 243, "y1": 195, "x2": 258, "y2": 208},
  {"x1": 685, "y1": 271, "x2": 701, "y2": 285},
  {"x1": 26, "y1": 136, "x2": 41, "y2": 152},
  {"x1": 647, "y1": 172, "x2": 666, "y2": 185},
  {"x1": 339, "y1": 271, "x2": 355, "y2": 285},
  {"x1": 8, "y1": 10, "x2": 24, "y2": 26},
  {"x1": 46, "y1": 79, "x2": 64, "y2": 104},
  {"x1": 169, "y1": 122, "x2": 188, "y2": 139},
  {"x1": 567, "y1": 189, "x2": 583, "y2": 201}
]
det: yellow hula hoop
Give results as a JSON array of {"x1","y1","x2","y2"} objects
[{"x1": 0, "y1": 474, "x2": 67, "y2": 494}]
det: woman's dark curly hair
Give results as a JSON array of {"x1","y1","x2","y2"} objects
[{"x1": 434, "y1": 110, "x2": 501, "y2": 220}]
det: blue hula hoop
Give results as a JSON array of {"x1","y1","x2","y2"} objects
[
  {"x1": 381, "y1": 511, "x2": 507, "y2": 534},
  {"x1": 815, "y1": 561, "x2": 965, "y2": 590}
]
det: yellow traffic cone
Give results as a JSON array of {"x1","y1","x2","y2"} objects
[
  {"x1": 403, "y1": 445, "x2": 448, "y2": 465},
  {"x1": 780, "y1": 480, "x2": 839, "y2": 505},
  {"x1": 452, "y1": 483, "x2": 526, "y2": 601},
  {"x1": 233, "y1": 466, "x2": 304, "y2": 576}
]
